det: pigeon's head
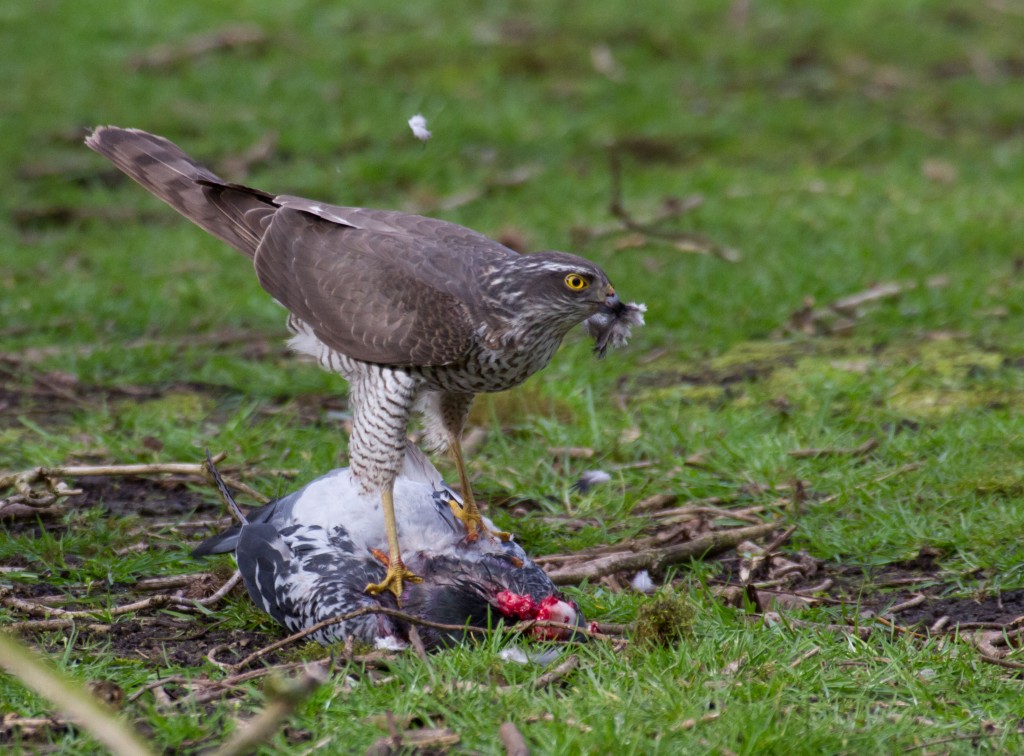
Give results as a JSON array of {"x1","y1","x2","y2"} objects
[
  {"x1": 494, "y1": 590, "x2": 581, "y2": 640},
  {"x1": 400, "y1": 551, "x2": 586, "y2": 648}
]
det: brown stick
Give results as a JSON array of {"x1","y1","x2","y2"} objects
[
  {"x1": 4, "y1": 618, "x2": 111, "y2": 633},
  {"x1": 0, "y1": 453, "x2": 272, "y2": 514},
  {"x1": 129, "y1": 24, "x2": 266, "y2": 70},
  {"x1": 545, "y1": 522, "x2": 777, "y2": 584},
  {"x1": 499, "y1": 722, "x2": 530, "y2": 756},
  {"x1": 226, "y1": 606, "x2": 496, "y2": 670},
  {"x1": 532, "y1": 654, "x2": 579, "y2": 689},
  {"x1": 1, "y1": 572, "x2": 241, "y2": 621},
  {"x1": 210, "y1": 663, "x2": 327, "y2": 756},
  {"x1": 817, "y1": 463, "x2": 921, "y2": 505},
  {"x1": 886, "y1": 594, "x2": 926, "y2": 615},
  {"x1": 605, "y1": 145, "x2": 739, "y2": 261}
]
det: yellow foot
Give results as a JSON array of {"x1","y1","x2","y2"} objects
[
  {"x1": 447, "y1": 498, "x2": 512, "y2": 543},
  {"x1": 364, "y1": 557, "x2": 422, "y2": 598}
]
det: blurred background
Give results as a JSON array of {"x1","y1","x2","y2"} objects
[{"x1": 4, "y1": 0, "x2": 1022, "y2": 360}]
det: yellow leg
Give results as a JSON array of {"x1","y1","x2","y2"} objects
[
  {"x1": 449, "y1": 437, "x2": 510, "y2": 542},
  {"x1": 364, "y1": 487, "x2": 422, "y2": 598}
]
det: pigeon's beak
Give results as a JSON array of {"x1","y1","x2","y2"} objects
[{"x1": 598, "y1": 286, "x2": 624, "y2": 314}]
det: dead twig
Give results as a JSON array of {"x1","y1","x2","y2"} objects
[
  {"x1": 788, "y1": 646, "x2": 821, "y2": 669},
  {"x1": 757, "y1": 613, "x2": 873, "y2": 640},
  {"x1": 650, "y1": 504, "x2": 767, "y2": 525},
  {"x1": 532, "y1": 654, "x2": 579, "y2": 690},
  {"x1": 0, "y1": 453, "x2": 268, "y2": 516},
  {"x1": 134, "y1": 573, "x2": 216, "y2": 592},
  {"x1": 760, "y1": 525, "x2": 798, "y2": 557},
  {"x1": 129, "y1": 660, "x2": 332, "y2": 706},
  {"x1": 220, "y1": 131, "x2": 278, "y2": 178},
  {"x1": 929, "y1": 616, "x2": 950, "y2": 633},
  {"x1": 499, "y1": 721, "x2": 529, "y2": 756},
  {"x1": 903, "y1": 732, "x2": 1003, "y2": 753},
  {"x1": 974, "y1": 652, "x2": 1024, "y2": 671},
  {"x1": 886, "y1": 594, "x2": 926, "y2": 615},
  {"x1": 226, "y1": 607, "x2": 495, "y2": 670},
  {"x1": 604, "y1": 144, "x2": 739, "y2": 261},
  {"x1": 817, "y1": 463, "x2": 921, "y2": 506},
  {"x1": 631, "y1": 492, "x2": 678, "y2": 512},
  {"x1": 671, "y1": 712, "x2": 721, "y2": 732},
  {"x1": 545, "y1": 521, "x2": 778, "y2": 584},
  {"x1": 4, "y1": 618, "x2": 111, "y2": 634},
  {"x1": 0, "y1": 633, "x2": 154, "y2": 756},
  {"x1": 873, "y1": 617, "x2": 926, "y2": 638},
  {"x1": 194, "y1": 572, "x2": 243, "y2": 607},
  {"x1": 1, "y1": 570, "x2": 242, "y2": 623},
  {"x1": 210, "y1": 664, "x2": 328, "y2": 756},
  {"x1": 407, "y1": 626, "x2": 430, "y2": 664},
  {"x1": 785, "y1": 278, "x2": 948, "y2": 336},
  {"x1": 367, "y1": 726, "x2": 460, "y2": 754}
]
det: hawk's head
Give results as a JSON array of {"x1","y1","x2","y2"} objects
[{"x1": 500, "y1": 251, "x2": 619, "y2": 331}]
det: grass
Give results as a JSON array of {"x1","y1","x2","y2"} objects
[{"x1": 3, "y1": 0, "x2": 1024, "y2": 752}]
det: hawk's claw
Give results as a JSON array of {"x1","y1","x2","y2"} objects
[
  {"x1": 447, "y1": 498, "x2": 511, "y2": 543},
  {"x1": 365, "y1": 559, "x2": 422, "y2": 598}
]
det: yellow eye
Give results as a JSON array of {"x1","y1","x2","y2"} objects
[{"x1": 564, "y1": 273, "x2": 589, "y2": 291}]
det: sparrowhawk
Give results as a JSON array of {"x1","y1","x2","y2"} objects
[{"x1": 86, "y1": 126, "x2": 643, "y2": 597}]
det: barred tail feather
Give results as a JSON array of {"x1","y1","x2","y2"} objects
[{"x1": 85, "y1": 125, "x2": 276, "y2": 258}]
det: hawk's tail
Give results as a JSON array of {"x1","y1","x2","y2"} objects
[{"x1": 85, "y1": 126, "x2": 276, "y2": 258}]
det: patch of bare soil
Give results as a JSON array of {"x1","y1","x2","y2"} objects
[
  {"x1": 82, "y1": 618, "x2": 280, "y2": 669},
  {"x1": 895, "y1": 590, "x2": 1024, "y2": 627},
  {"x1": 714, "y1": 544, "x2": 1024, "y2": 632},
  {"x1": 73, "y1": 476, "x2": 218, "y2": 518}
]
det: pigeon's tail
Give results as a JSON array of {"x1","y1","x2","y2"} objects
[
  {"x1": 85, "y1": 126, "x2": 276, "y2": 259},
  {"x1": 191, "y1": 525, "x2": 243, "y2": 557},
  {"x1": 399, "y1": 441, "x2": 447, "y2": 489}
]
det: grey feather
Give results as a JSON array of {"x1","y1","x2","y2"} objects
[{"x1": 193, "y1": 444, "x2": 577, "y2": 647}]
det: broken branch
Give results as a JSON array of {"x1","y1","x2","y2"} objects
[{"x1": 545, "y1": 521, "x2": 778, "y2": 584}]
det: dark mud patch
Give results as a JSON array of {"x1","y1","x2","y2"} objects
[
  {"x1": 715, "y1": 546, "x2": 1024, "y2": 631},
  {"x1": 1, "y1": 474, "x2": 227, "y2": 539},
  {"x1": 73, "y1": 476, "x2": 218, "y2": 518},
  {"x1": 79, "y1": 618, "x2": 282, "y2": 669},
  {"x1": 894, "y1": 589, "x2": 1024, "y2": 628}
]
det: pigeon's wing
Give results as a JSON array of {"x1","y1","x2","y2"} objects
[
  {"x1": 235, "y1": 523, "x2": 296, "y2": 630},
  {"x1": 237, "y1": 521, "x2": 401, "y2": 645}
]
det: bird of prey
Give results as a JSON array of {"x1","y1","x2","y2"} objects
[
  {"x1": 194, "y1": 443, "x2": 583, "y2": 648},
  {"x1": 86, "y1": 126, "x2": 644, "y2": 598}
]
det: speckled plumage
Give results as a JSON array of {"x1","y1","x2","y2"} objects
[{"x1": 193, "y1": 444, "x2": 578, "y2": 648}]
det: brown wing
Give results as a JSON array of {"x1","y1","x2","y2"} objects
[
  {"x1": 87, "y1": 127, "x2": 522, "y2": 365},
  {"x1": 253, "y1": 208, "x2": 481, "y2": 366}
]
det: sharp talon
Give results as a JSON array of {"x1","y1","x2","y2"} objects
[
  {"x1": 453, "y1": 508, "x2": 511, "y2": 544},
  {"x1": 365, "y1": 561, "x2": 422, "y2": 598}
]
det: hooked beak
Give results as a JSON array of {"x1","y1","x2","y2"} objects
[{"x1": 598, "y1": 286, "x2": 624, "y2": 314}]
